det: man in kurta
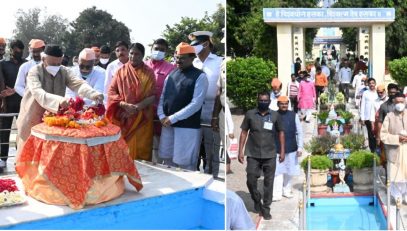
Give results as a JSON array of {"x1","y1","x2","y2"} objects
[
  {"x1": 380, "y1": 92, "x2": 407, "y2": 203},
  {"x1": 145, "y1": 38, "x2": 175, "y2": 164},
  {"x1": 16, "y1": 44, "x2": 104, "y2": 158},
  {"x1": 106, "y1": 43, "x2": 156, "y2": 161},
  {"x1": 157, "y1": 42, "x2": 208, "y2": 171}
]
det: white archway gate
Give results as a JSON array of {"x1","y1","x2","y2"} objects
[{"x1": 263, "y1": 8, "x2": 395, "y2": 92}]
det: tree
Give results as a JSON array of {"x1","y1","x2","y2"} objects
[
  {"x1": 227, "y1": 0, "x2": 319, "y2": 63},
  {"x1": 333, "y1": 0, "x2": 407, "y2": 59},
  {"x1": 13, "y1": 8, "x2": 68, "y2": 56},
  {"x1": 63, "y1": 6, "x2": 131, "y2": 57},
  {"x1": 162, "y1": 4, "x2": 225, "y2": 56}
]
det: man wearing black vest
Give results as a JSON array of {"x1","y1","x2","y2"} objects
[
  {"x1": 238, "y1": 91, "x2": 285, "y2": 220},
  {"x1": 273, "y1": 96, "x2": 303, "y2": 201},
  {"x1": 157, "y1": 42, "x2": 208, "y2": 171}
]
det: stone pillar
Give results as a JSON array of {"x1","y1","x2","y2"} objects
[
  {"x1": 358, "y1": 27, "x2": 370, "y2": 60},
  {"x1": 370, "y1": 24, "x2": 386, "y2": 84},
  {"x1": 277, "y1": 24, "x2": 293, "y2": 95},
  {"x1": 293, "y1": 27, "x2": 305, "y2": 66}
]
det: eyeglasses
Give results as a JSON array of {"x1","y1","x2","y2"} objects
[{"x1": 79, "y1": 64, "x2": 93, "y2": 70}]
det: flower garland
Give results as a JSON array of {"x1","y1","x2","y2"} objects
[
  {"x1": 0, "y1": 179, "x2": 25, "y2": 206},
  {"x1": 43, "y1": 97, "x2": 108, "y2": 128}
]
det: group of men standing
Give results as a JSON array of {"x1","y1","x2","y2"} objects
[{"x1": 0, "y1": 30, "x2": 225, "y2": 179}]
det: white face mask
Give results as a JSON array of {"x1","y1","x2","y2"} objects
[
  {"x1": 46, "y1": 65, "x2": 61, "y2": 77},
  {"x1": 151, "y1": 50, "x2": 165, "y2": 61},
  {"x1": 306, "y1": 77, "x2": 311, "y2": 82},
  {"x1": 99, "y1": 58, "x2": 109, "y2": 65},
  {"x1": 193, "y1": 44, "x2": 203, "y2": 55},
  {"x1": 395, "y1": 103, "x2": 406, "y2": 112},
  {"x1": 73, "y1": 62, "x2": 79, "y2": 66}
]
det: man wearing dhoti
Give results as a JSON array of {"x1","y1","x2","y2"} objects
[
  {"x1": 16, "y1": 44, "x2": 104, "y2": 157},
  {"x1": 380, "y1": 92, "x2": 407, "y2": 203},
  {"x1": 157, "y1": 42, "x2": 208, "y2": 170}
]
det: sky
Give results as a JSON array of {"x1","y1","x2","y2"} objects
[{"x1": 0, "y1": 0, "x2": 224, "y2": 55}]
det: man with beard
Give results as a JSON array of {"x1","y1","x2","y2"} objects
[
  {"x1": 0, "y1": 40, "x2": 26, "y2": 168},
  {"x1": 15, "y1": 39, "x2": 46, "y2": 97},
  {"x1": 0, "y1": 38, "x2": 6, "y2": 61}
]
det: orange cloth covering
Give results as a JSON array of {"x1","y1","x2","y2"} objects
[
  {"x1": 106, "y1": 62, "x2": 156, "y2": 161},
  {"x1": 315, "y1": 73, "x2": 328, "y2": 87},
  {"x1": 15, "y1": 123, "x2": 143, "y2": 210}
]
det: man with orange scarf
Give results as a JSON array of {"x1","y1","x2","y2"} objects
[{"x1": 106, "y1": 43, "x2": 156, "y2": 161}]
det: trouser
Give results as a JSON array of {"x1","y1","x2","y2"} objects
[
  {"x1": 201, "y1": 127, "x2": 221, "y2": 178},
  {"x1": 289, "y1": 96, "x2": 298, "y2": 113},
  {"x1": 246, "y1": 156, "x2": 276, "y2": 214},
  {"x1": 0, "y1": 104, "x2": 19, "y2": 162},
  {"x1": 152, "y1": 135, "x2": 163, "y2": 164},
  {"x1": 364, "y1": 120, "x2": 376, "y2": 152},
  {"x1": 339, "y1": 83, "x2": 350, "y2": 102},
  {"x1": 300, "y1": 109, "x2": 312, "y2": 122},
  {"x1": 273, "y1": 174, "x2": 293, "y2": 198},
  {"x1": 315, "y1": 86, "x2": 325, "y2": 103}
]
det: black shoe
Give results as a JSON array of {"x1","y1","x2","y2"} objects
[
  {"x1": 254, "y1": 202, "x2": 262, "y2": 213},
  {"x1": 262, "y1": 212, "x2": 272, "y2": 220}
]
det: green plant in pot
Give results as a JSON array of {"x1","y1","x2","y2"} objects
[
  {"x1": 335, "y1": 92, "x2": 345, "y2": 103},
  {"x1": 347, "y1": 150, "x2": 380, "y2": 193},
  {"x1": 317, "y1": 111, "x2": 329, "y2": 135},
  {"x1": 319, "y1": 92, "x2": 328, "y2": 105},
  {"x1": 305, "y1": 134, "x2": 336, "y2": 155},
  {"x1": 337, "y1": 110, "x2": 354, "y2": 134},
  {"x1": 335, "y1": 103, "x2": 346, "y2": 112},
  {"x1": 301, "y1": 155, "x2": 333, "y2": 193},
  {"x1": 341, "y1": 133, "x2": 366, "y2": 151}
]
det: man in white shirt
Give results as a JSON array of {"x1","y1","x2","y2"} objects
[
  {"x1": 321, "y1": 60, "x2": 330, "y2": 79},
  {"x1": 66, "y1": 48, "x2": 105, "y2": 106},
  {"x1": 190, "y1": 31, "x2": 222, "y2": 178},
  {"x1": 103, "y1": 41, "x2": 129, "y2": 104},
  {"x1": 15, "y1": 39, "x2": 45, "y2": 97},
  {"x1": 338, "y1": 62, "x2": 352, "y2": 102},
  {"x1": 360, "y1": 78, "x2": 378, "y2": 152}
]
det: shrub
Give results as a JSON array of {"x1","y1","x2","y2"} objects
[
  {"x1": 317, "y1": 111, "x2": 329, "y2": 124},
  {"x1": 346, "y1": 150, "x2": 380, "y2": 169},
  {"x1": 389, "y1": 57, "x2": 407, "y2": 87},
  {"x1": 341, "y1": 133, "x2": 365, "y2": 151},
  {"x1": 227, "y1": 57, "x2": 277, "y2": 111},
  {"x1": 335, "y1": 103, "x2": 346, "y2": 112},
  {"x1": 335, "y1": 92, "x2": 345, "y2": 103},
  {"x1": 337, "y1": 110, "x2": 354, "y2": 124},
  {"x1": 319, "y1": 92, "x2": 328, "y2": 105},
  {"x1": 301, "y1": 155, "x2": 333, "y2": 170},
  {"x1": 305, "y1": 134, "x2": 336, "y2": 155}
]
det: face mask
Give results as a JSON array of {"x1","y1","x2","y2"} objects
[
  {"x1": 273, "y1": 91, "x2": 281, "y2": 97},
  {"x1": 46, "y1": 65, "x2": 61, "y2": 76},
  {"x1": 73, "y1": 62, "x2": 79, "y2": 66},
  {"x1": 257, "y1": 102, "x2": 269, "y2": 111},
  {"x1": 395, "y1": 103, "x2": 405, "y2": 112},
  {"x1": 306, "y1": 77, "x2": 311, "y2": 82},
  {"x1": 99, "y1": 58, "x2": 109, "y2": 65},
  {"x1": 81, "y1": 73, "x2": 89, "y2": 79},
  {"x1": 151, "y1": 50, "x2": 165, "y2": 61},
  {"x1": 193, "y1": 44, "x2": 203, "y2": 55}
]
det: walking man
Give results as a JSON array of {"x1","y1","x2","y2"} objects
[{"x1": 238, "y1": 91, "x2": 285, "y2": 220}]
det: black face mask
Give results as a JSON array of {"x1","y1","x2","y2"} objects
[
  {"x1": 257, "y1": 102, "x2": 270, "y2": 111},
  {"x1": 13, "y1": 51, "x2": 23, "y2": 60}
]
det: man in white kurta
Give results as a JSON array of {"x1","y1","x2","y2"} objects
[
  {"x1": 65, "y1": 48, "x2": 105, "y2": 106},
  {"x1": 360, "y1": 78, "x2": 378, "y2": 152},
  {"x1": 15, "y1": 39, "x2": 45, "y2": 97},
  {"x1": 380, "y1": 93, "x2": 407, "y2": 203},
  {"x1": 103, "y1": 41, "x2": 129, "y2": 104},
  {"x1": 16, "y1": 45, "x2": 104, "y2": 158},
  {"x1": 273, "y1": 96, "x2": 303, "y2": 201},
  {"x1": 157, "y1": 42, "x2": 208, "y2": 171}
]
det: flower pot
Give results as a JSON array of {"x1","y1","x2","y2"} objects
[
  {"x1": 352, "y1": 167, "x2": 374, "y2": 193},
  {"x1": 317, "y1": 124, "x2": 328, "y2": 136},
  {"x1": 309, "y1": 169, "x2": 329, "y2": 193},
  {"x1": 343, "y1": 123, "x2": 353, "y2": 135}
]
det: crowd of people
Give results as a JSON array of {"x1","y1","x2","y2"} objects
[
  {"x1": 236, "y1": 54, "x2": 407, "y2": 221},
  {"x1": 0, "y1": 31, "x2": 227, "y2": 180}
]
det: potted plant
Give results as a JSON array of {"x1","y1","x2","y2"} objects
[
  {"x1": 301, "y1": 155, "x2": 333, "y2": 193},
  {"x1": 335, "y1": 92, "x2": 345, "y2": 104},
  {"x1": 305, "y1": 134, "x2": 336, "y2": 155},
  {"x1": 317, "y1": 111, "x2": 329, "y2": 135},
  {"x1": 338, "y1": 110, "x2": 355, "y2": 134},
  {"x1": 319, "y1": 92, "x2": 329, "y2": 111},
  {"x1": 341, "y1": 133, "x2": 366, "y2": 151},
  {"x1": 335, "y1": 103, "x2": 346, "y2": 112},
  {"x1": 347, "y1": 150, "x2": 380, "y2": 193}
]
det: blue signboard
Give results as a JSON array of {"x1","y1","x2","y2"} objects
[{"x1": 263, "y1": 8, "x2": 395, "y2": 22}]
